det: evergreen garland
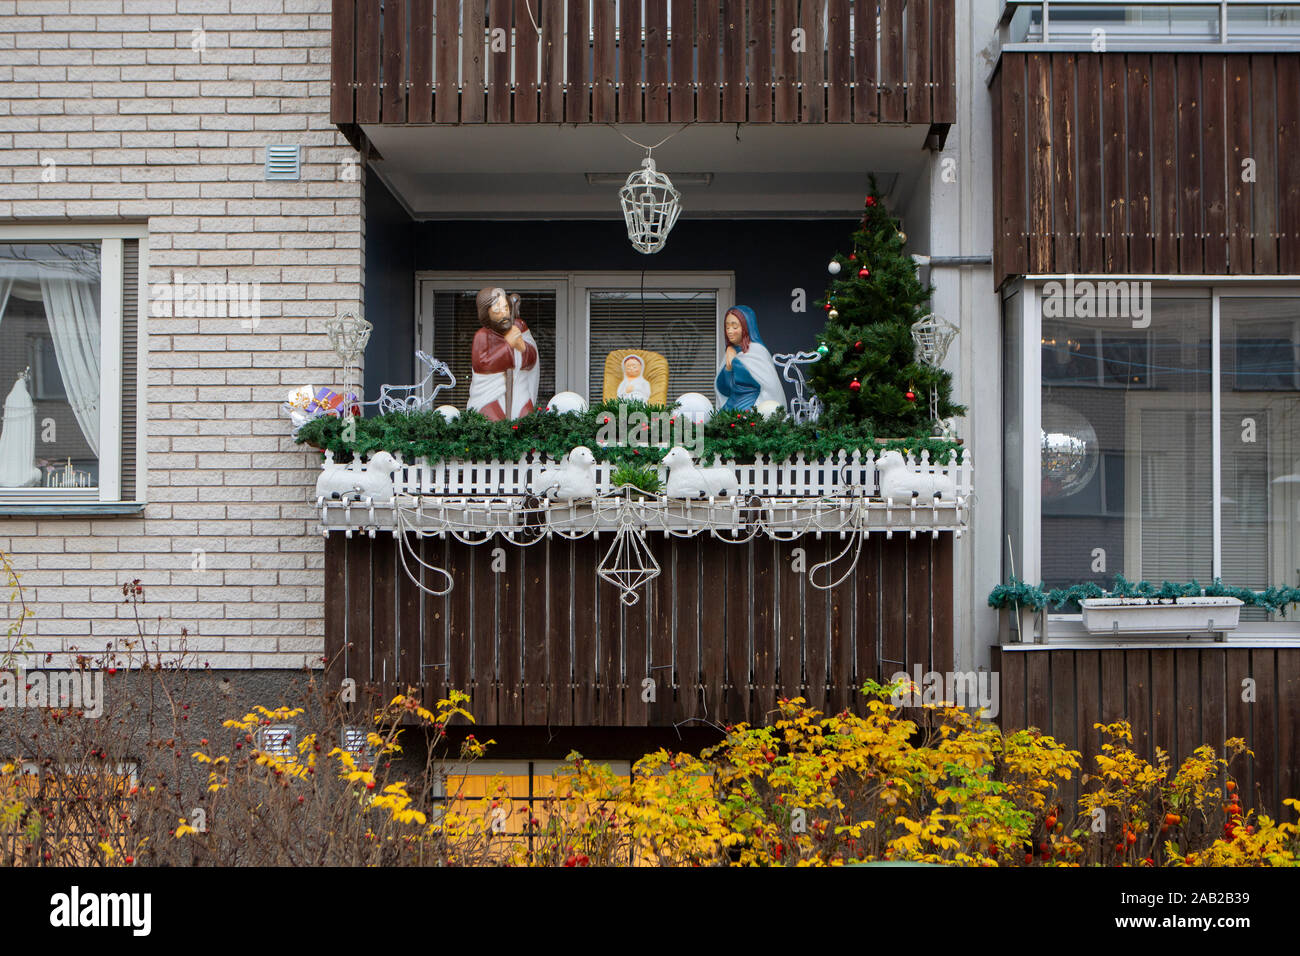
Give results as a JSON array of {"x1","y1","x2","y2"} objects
[
  {"x1": 988, "y1": 575, "x2": 1300, "y2": 617},
  {"x1": 294, "y1": 399, "x2": 964, "y2": 467}
]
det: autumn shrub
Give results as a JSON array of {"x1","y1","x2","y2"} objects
[{"x1": 2, "y1": 549, "x2": 1297, "y2": 866}]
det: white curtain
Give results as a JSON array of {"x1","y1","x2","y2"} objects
[
  {"x1": 0, "y1": 279, "x2": 41, "y2": 487},
  {"x1": 0, "y1": 277, "x2": 11, "y2": 329},
  {"x1": 0, "y1": 374, "x2": 41, "y2": 487},
  {"x1": 39, "y1": 277, "x2": 100, "y2": 456}
]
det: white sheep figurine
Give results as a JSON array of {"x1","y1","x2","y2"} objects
[
  {"x1": 876, "y1": 450, "x2": 956, "y2": 501},
  {"x1": 529, "y1": 446, "x2": 598, "y2": 500},
  {"x1": 315, "y1": 451, "x2": 401, "y2": 504},
  {"x1": 662, "y1": 446, "x2": 739, "y2": 499}
]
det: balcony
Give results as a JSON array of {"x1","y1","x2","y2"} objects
[
  {"x1": 330, "y1": 0, "x2": 957, "y2": 129},
  {"x1": 317, "y1": 447, "x2": 970, "y2": 725}
]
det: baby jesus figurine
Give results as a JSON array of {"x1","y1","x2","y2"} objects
[
  {"x1": 467, "y1": 286, "x2": 540, "y2": 421},
  {"x1": 616, "y1": 353, "x2": 652, "y2": 403}
]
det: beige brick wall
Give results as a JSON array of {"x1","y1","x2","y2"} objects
[{"x1": 0, "y1": 0, "x2": 360, "y2": 668}]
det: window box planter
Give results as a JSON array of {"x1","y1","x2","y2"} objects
[{"x1": 1079, "y1": 596, "x2": 1244, "y2": 637}]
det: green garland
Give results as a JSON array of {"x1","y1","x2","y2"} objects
[
  {"x1": 294, "y1": 399, "x2": 965, "y2": 467},
  {"x1": 988, "y1": 575, "x2": 1300, "y2": 617}
]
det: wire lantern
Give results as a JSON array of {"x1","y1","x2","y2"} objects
[
  {"x1": 911, "y1": 313, "x2": 959, "y2": 368},
  {"x1": 619, "y1": 155, "x2": 682, "y2": 254},
  {"x1": 324, "y1": 310, "x2": 372, "y2": 416}
]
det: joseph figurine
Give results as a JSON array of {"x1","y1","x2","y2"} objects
[{"x1": 467, "y1": 287, "x2": 540, "y2": 421}]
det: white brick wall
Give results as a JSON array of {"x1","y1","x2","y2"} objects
[{"x1": 0, "y1": 0, "x2": 359, "y2": 669}]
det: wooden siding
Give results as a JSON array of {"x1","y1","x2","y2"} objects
[
  {"x1": 325, "y1": 531, "x2": 956, "y2": 727},
  {"x1": 330, "y1": 0, "x2": 957, "y2": 127},
  {"x1": 991, "y1": 52, "x2": 1300, "y2": 285},
  {"x1": 994, "y1": 646, "x2": 1300, "y2": 823}
]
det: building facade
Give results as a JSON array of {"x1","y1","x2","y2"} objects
[{"x1": 1, "y1": 1, "x2": 1297, "y2": 812}]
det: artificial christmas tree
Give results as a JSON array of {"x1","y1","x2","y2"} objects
[{"x1": 807, "y1": 183, "x2": 964, "y2": 435}]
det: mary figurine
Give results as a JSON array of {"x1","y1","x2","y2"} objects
[{"x1": 715, "y1": 305, "x2": 786, "y2": 413}]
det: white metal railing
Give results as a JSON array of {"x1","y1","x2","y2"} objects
[
  {"x1": 372, "y1": 448, "x2": 973, "y2": 501},
  {"x1": 999, "y1": 0, "x2": 1300, "y2": 47}
]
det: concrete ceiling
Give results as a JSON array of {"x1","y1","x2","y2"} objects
[{"x1": 362, "y1": 123, "x2": 933, "y2": 220}]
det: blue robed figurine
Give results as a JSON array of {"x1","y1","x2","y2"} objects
[{"x1": 715, "y1": 305, "x2": 787, "y2": 413}]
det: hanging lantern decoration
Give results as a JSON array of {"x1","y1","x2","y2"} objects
[
  {"x1": 324, "y1": 309, "x2": 373, "y2": 417},
  {"x1": 619, "y1": 154, "x2": 682, "y2": 254}
]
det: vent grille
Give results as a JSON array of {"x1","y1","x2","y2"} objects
[
  {"x1": 120, "y1": 239, "x2": 138, "y2": 501},
  {"x1": 264, "y1": 145, "x2": 301, "y2": 181}
]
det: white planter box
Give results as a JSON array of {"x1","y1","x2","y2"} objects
[{"x1": 1080, "y1": 596, "x2": 1244, "y2": 636}]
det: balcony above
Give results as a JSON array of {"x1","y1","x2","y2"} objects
[{"x1": 330, "y1": 0, "x2": 956, "y2": 131}]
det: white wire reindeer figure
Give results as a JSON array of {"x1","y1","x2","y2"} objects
[
  {"x1": 772, "y1": 349, "x2": 824, "y2": 424},
  {"x1": 363, "y1": 351, "x2": 457, "y2": 416}
]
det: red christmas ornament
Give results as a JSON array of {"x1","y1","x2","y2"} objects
[
  {"x1": 823, "y1": 302, "x2": 832, "y2": 312},
  {"x1": 865, "y1": 196, "x2": 877, "y2": 207},
  {"x1": 849, "y1": 379, "x2": 862, "y2": 393},
  {"x1": 905, "y1": 390, "x2": 916, "y2": 402},
  {"x1": 858, "y1": 267, "x2": 870, "y2": 278},
  {"x1": 849, "y1": 253, "x2": 857, "y2": 261},
  {"x1": 854, "y1": 340, "x2": 863, "y2": 352}
]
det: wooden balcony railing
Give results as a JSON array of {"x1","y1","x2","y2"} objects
[
  {"x1": 324, "y1": 531, "x2": 955, "y2": 726},
  {"x1": 331, "y1": 0, "x2": 956, "y2": 127}
]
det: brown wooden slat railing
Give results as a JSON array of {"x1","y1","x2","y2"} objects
[
  {"x1": 331, "y1": 0, "x2": 957, "y2": 127},
  {"x1": 325, "y1": 531, "x2": 956, "y2": 728},
  {"x1": 994, "y1": 646, "x2": 1300, "y2": 824},
  {"x1": 992, "y1": 51, "x2": 1300, "y2": 285}
]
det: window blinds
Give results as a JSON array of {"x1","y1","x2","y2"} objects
[{"x1": 587, "y1": 290, "x2": 717, "y2": 404}]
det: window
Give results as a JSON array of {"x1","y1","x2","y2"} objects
[
  {"x1": 1005, "y1": 284, "x2": 1300, "y2": 627},
  {"x1": 0, "y1": 228, "x2": 144, "y2": 505},
  {"x1": 430, "y1": 759, "x2": 633, "y2": 862},
  {"x1": 418, "y1": 273, "x2": 732, "y2": 410}
]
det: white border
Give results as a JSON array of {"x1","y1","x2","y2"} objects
[
  {"x1": 0, "y1": 225, "x2": 147, "y2": 505},
  {"x1": 1022, "y1": 278, "x2": 1300, "y2": 642}
]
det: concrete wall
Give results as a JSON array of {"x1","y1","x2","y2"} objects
[
  {"x1": 0, "y1": 0, "x2": 361, "y2": 670},
  {"x1": 926, "y1": 0, "x2": 1002, "y2": 672}
]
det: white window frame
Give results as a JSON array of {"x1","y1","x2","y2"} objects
[
  {"x1": 416, "y1": 271, "x2": 735, "y2": 404},
  {"x1": 1007, "y1": 275, "x2": 1300, "y2": 643},
  {"x1": 0, "y1": 224, "x2": 147, "y2": 506}
]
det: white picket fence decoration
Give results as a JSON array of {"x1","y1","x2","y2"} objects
[{"x1": 321, "y1": 448, "x2": 973, "y2": 501}]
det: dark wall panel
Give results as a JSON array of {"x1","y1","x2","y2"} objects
[{"x1": 364, "y1": 173, "x2": 417, "y2": 398}]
